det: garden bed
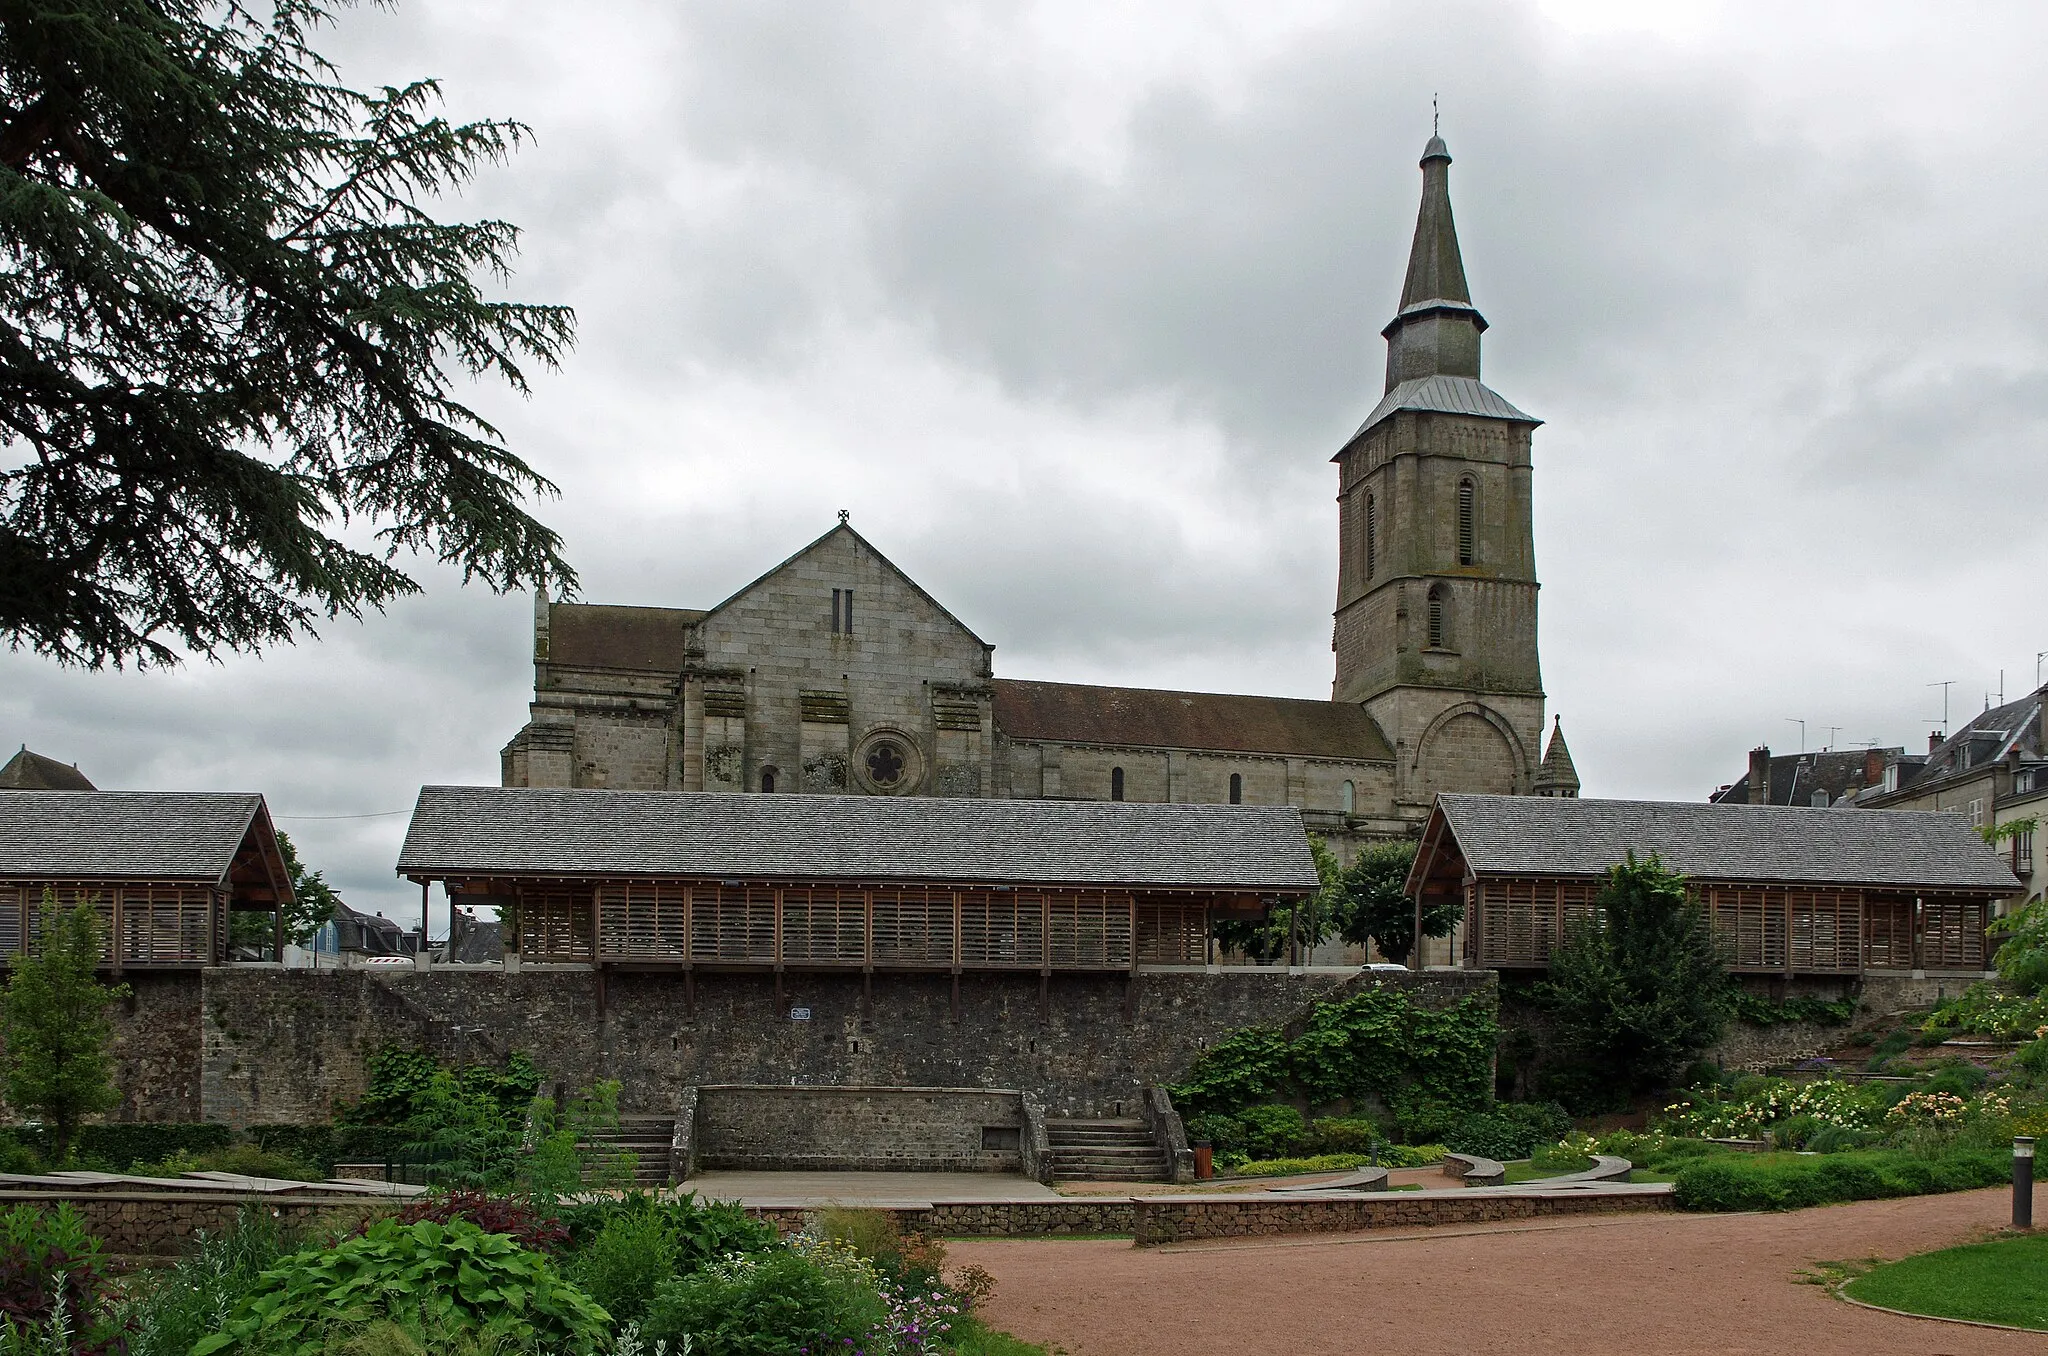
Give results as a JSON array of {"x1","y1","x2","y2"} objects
[{"x1": 1842, "y1": 1233, "x2": 2048, "y2": 1331}]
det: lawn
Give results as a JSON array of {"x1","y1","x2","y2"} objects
[{"x1": 1843, "y1": 1232, "x2": 2048, "y2": 1331}]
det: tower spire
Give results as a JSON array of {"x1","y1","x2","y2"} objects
[{"x1": 1382, "y1": 132, "x2": 1486, "y2": 391}]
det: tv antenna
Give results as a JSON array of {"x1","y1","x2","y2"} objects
[
  {"x1": 1927, "y1": 680, "x2": 1954, "y2": 735},
  {"x1": 1826, "y1": 726, "x2": 1843, "y2": 750},
  {"x1": 1785, "y1": 718, "x2": 1807, "y2": 752}
]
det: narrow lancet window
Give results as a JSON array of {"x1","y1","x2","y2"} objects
[
  {"x1": 1110, "y1": 767, "x2": 1125, "y2": 802},
  {"x1": 1341, "y1": 780, "x2": 1355, "y2": 814},
  {"x1": 1457, "y1": 479, "x2": 1475, "y2": 565},
  {"x1": 1427, "y1": 584, "x2": 1448, "y2": 648},
  {"x1": 831, "y1": 588, "x2": 843, "y2": 634},
  {"x1": 1229, "y1": 773, "x2": 1243, "y2": 805},
  {"x1": 1365, "y1": 494, "x2": 1378, "y2": 579}
]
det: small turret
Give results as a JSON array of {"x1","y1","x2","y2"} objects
[{"x1": 1532, "y1": 717, "x2": 1580, "y2": 798}]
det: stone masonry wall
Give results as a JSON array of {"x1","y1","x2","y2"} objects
[
  {"x1": 187, "y1": 965, "x2": 1494, "y2": 1125},
  {"x1": 694, "y1": 1086, "x2": 1025, "y2": 1172}
]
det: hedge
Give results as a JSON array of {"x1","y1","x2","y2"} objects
[
  {"x1": 1672, "y1": 1149, "x2": 2010, "y2": 1213},
  {"x1": 3, "y1": 1122, "x2": 236, "y2": 1169}
]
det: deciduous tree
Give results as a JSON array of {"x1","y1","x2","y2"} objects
[
  {"x1": 1, "y1": 895, "x2": 128, "y2": 1162},
  {"x1": 1336, "y1": 838, "x2": 1457, "y2": 966},
  {"x1": 2, "y1": 0, "x2": 576, "y2": 668}
]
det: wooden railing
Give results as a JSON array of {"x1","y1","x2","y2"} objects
[
  {"x1": 512, "y1": 880, "x2": 1220, "y2": 970},
  {"x1": 1469, "y1": 877, "x2": 1990, "y2": 974}
]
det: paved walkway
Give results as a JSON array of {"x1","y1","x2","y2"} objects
[
  {"x1": 685, "y1": 1170, "x2": 1058, "y2": 1205},
  {"x1": 954, "y1": 1186, "x2": 2040, "y2": 1355}
]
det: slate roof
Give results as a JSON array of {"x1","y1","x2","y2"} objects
[
  {"x1": 1347, "y1": 375, "x2": 1539, "y2": 442},
  {"x1": 546, "y1": 603, "x2": 704, "y2": 673},
  {"x1": 1712, "y1": 748, "x2": 1901, "y2": 808},
  {"x1": 0, "y1": 748, "x2": 96, "y2": 792},
  {"x1": 0, "y1": 791, "x2": 266, "y2": 881},
  {"x1": 992, "y1": 679, "x2": 1395, "y2": 762},
  {"x1": 397, "y1": 786, "x2": 1321, "y2": 892},
  {"x1": 1429, "y1": 794, "x2": 2021, "y2": 893},
  {"x1": 1898, "y1": 687, "x2": 2045, "y2": 794}
]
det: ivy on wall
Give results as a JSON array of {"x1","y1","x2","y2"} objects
[{"x1": 1169, "y1": 984, "x2": 1499, "y2": 1140}]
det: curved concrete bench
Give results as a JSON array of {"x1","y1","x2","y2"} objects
[
  {"x1": 1441, "y1": 1152, "x2": 1506, "y2": 1187},
  {"x1": 1267, "y1": 1165, "x2": 1391, "y2": 1193},
  {"x1": 1529, "y1": 1155, "x2": 1633, "y2": 1185}
]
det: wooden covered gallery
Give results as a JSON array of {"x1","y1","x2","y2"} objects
[
  {"x1": 0, "y1": 790, "x2": 295, "y2": 967},
  {"x1": 1406, "y1": 793, "x2": 2022, "y2": 976},
  {"x1": 397, "y1": 785, "x2": 1319, "y2": 996}
]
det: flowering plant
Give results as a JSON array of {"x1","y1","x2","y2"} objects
[{"x1": 1661, "y1": 1078, "x2": 1878, "y2": 1139}]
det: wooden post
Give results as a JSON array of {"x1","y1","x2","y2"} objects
[{"x1": 1411, "y1": 890, "x2": 1423, "y2": 970}]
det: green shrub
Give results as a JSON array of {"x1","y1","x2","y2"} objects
[
  {"x1": 191, "y1": 1218, "x2": 609, "y2": 1355},
  {"x1": 1671, "y1": 1149, "x2": 2009, "y2": 1212},
  {"x1": 643, "y1": 1245, "x2": 891, "y2": 1355},
  {"x1": 2017, "y1": 1038, "x2": 2048, "y2": 1078},
  {"x1": 1868, "y1": 1029, "x2": 1914, "y2": 1062},
  {"x1": 0, "y1": 1203, "x2": 127, "y2": 1355},
  {"x1": 1444, "y1": 1102, "x2": 1570, "y2": 1160},
  {"x1": 1803, "y1": 1124, "x2": 1880, "y2": 1153},
  {"x1": 559, "y1": 1191, "x2": 776, "y2": 1275},
  {"x1": 1922, "y1": 1061, "x2": 1989, "y2": 1098},
  {"x1": 134, "y1": 1143, "x2": 321, "y2": 1182},
  {"x1": 1231, "y1": 1105, "x2": 1309, "y2": 1159},
  {"x1": 1307, "y1": 1117, "x2": 1382, "y2": 1154},
  {"x1": 565, "y1": 1207, "x2": 676, "y2": 1326},
  {"x1": 124, "y1": 1207, "x2": 294, "y2": 1356}
]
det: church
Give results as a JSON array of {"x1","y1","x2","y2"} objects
[{"x1": 500, "y1": 134, "x2": 1579, "y2": 873}]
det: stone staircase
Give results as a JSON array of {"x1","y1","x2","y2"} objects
[
  {"x1": 1046, "y1": 1117, "x2": 1168, "y2": 1182},
  {"x1": 577, "y1": 1116, "x2": 675, "y2": 1188}
]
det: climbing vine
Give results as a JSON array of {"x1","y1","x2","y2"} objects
[{"x1": 1170, "y1": 985, "x2": 1498, "y2": 1139}]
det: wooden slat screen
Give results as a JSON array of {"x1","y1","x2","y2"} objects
[
  {"x1": 1477, "y1": 879, "x2": 1599, "y2": 965},
  {"x1": 1710, "y1": 888, "x2": 1786, "y2": 971},
  {"x1": 1046, "y1": 891, "x2": 1132, "y2": 967},
  {"x1": 519, "y1": 886, "x2": 594, "y2": 961},
  {"x1": 1787, "y1": 891, "x2": 1861, "y2": 973},
  {"x1": 595, "y1": 882, "x2": 689, "y2": 960},
  {"x1": 779, "y1": 886, "x2": 865, "y2": 964},
  {"x1": 1137, "y1": 904, "x2": 1207, "y2": 964},
  {"x1": 871, "y1": 887, "x2": 953, "y2": 965},
  {"x1": 958, "y1": 890, "x2": 1045, "y2": 966},
  {"x1": 1921, "y1": 899, "x2": 1988, "y2": 970},
  {"x1": 689, "y1": 884, "x2": 775, "y2": 963},
  {"x1": 0, "y1": 888, "x2": 18, "y2": 957},
  {"x1": 116, "y1": 885, "x2": 215, "y2": 964},
  {"x1": 1864, "y1": 898, "x2": 1914, "y2": 970}
]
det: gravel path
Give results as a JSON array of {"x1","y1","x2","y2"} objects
[{"x1": 954, "y1": 1186, "x2": 2040, "y2": 1355}]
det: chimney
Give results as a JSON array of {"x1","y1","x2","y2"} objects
[
  {"x1": 1748, "y1": 746, "x2": 1771, "y2": 805},
  {"x1": 1929, "y1": 731, "x2": 1944, "y2": 754},
  {"x1": 1864, "y1": 748, "x2": 1886, "y2": 785}
]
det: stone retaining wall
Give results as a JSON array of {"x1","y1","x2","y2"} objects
[
  {"x1": 1128, "y1": 1185, "x2": 1674, "y2": 1245},
  {"x1": 743, "y1": 1185, "x2": 1673, "y2": 1242},
  {"x1": 186, "y1": 965, "x2": 1495, "y2": 1123},
  {"x1": 0, "y1": 1191, "x2": 386, "y2": 1256},
  {"x1": 693, "y1": 1085, "x2": 1026, "y2": 1173}
]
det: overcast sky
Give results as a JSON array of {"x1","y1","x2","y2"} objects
[{"x1": 7, "y1": 0, "x2": 2047, "y2": 924}]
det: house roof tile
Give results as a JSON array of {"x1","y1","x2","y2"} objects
[{"x1": 0, "y1": 791, "x2": 266, "y2": 882}]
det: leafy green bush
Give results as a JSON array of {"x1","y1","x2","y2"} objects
[
  {"x1": 1725, "y1": 989, "x2": 1856, "y2": 1027},
  {"x1": 1228, "y1": 1145, "x2": 1447, "y2": 1177},
  {"x1": 124, "y1": 1207, "x2": 294, "y2": 1356},
  {"x1": 1171, "y1": 985, "x2": 1497, "y2": 1140},
  {"x1": 1671, "y1": 1149, "x2": 2009, "y2": 1212},
  {"x1": 565, "y1": 1206, "x2": 675, "y2": 1326},
  {"x1": 642, "y1": 1245, "x2": 891, "y2": 1355},
  {"x1": 0, "y1": 1203, "x2": 127, "y2": 1355},
  {"x1": 192, "y1": 1218, "x2": 609, "y2": 1355},
  {"x1": 1922, "y1": 983, "x2": 2048, "y2": 1040},
  {"x1": 1443, "y1": 1102, "x2": 1570, "y2": 1161},
  {"x1": 134, "y1": 1143, "x2": 321, "y2": 1182},
  {"x1": 1307, "y1": 1117, "x2": 1382, "y2": 1154},
  {"x1": 560, "y1": 1191, "x2": 776, "y2": 1272}
]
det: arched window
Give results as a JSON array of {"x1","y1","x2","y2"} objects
[
  {"x1": 1110, "y1": 767, "x2": 1125, "y2": 802},
  {"x1": 1340, "y1": 780, "x2": 1355, "y2": 814},
  {"x1": 1364, "y1": 493, "x2": 1377, "y2": 580},
  {"x1": 1457, "y1": 478, "x2": 1476, "y2": 566},
  {"x1": 761, "y1": 768, "x2": 777, "y2": 793},
  {"x1": 1228, "y1": 773, "x2": 1243, "y2": 805},
  {"x1": 1427, "y1": 585, "x2": 1448, "y2": 649}
]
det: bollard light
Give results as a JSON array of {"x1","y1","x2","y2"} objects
[{"x1": 2016, "y1": 1137, "x2": 2036, "y2": 1232}]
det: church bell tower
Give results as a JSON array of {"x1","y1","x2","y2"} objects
[{"x1": 1332, "y1": 134, "x2": 1545, "y2": 809}]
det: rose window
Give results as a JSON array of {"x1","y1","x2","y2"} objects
[{"x1": 865, "y1": 740, "x2": 906, "y2": 787}]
